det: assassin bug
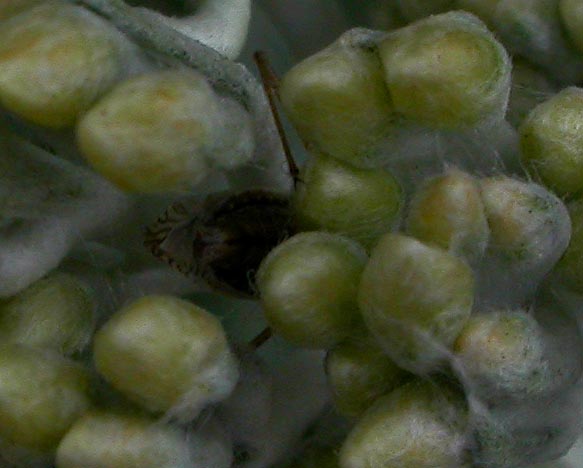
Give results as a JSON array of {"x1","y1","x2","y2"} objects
[{"x1": 144, "y1": 52, "x2": 299, "y2": 299}]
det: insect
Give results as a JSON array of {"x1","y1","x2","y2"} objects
[{"x1": 144, "y1": 52, "x2": 299, "y2": 298}]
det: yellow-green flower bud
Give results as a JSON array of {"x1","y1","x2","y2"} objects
[
  {"x1": 256, "y1": 232, "x2": 367, "y2": 349},
  {"x1": 560, "y1": 0, "x2": 583, "y2": 54},
  {"x1": 292, "y1": 153, "x2": 402, "y2": 250},
  {"x1": 0, "y1": 1, "x2": 128, "y2": 128},
  {"x1": 480, "y1": 176, "x2": 570, "y2": 265},
  {"x1": 406, "y1": 168, "x2": 489, "y2": 263},
  {"x1": 56, "y1": 411, "x2": 232, "y2": 468},
  {"x1": 358, "y1": 234, "x2": 474, "y2": 373},
  {"x1": 93, "y1": 295, "x2": 239, "y2": 420},
  {"x1": 378, "y1": 11, "x2": 511, "y2": 128},
  {"x1": 57, "y1": 412, "x2": 191, "y2": 468},
  {"x1": 77, "y1": 69, "x2": 254, "y2": 193},
  {"x1": 0, "y1": 345, "x2": 91, "y2": 455},
  {"x1": 520, "y1": 87, "x2": 583, "y2": 197},
  {"x1": 0, "y1": 272, "x2": 95, "y2": 356},
  {"x1": 326, "y1": 333, "x2": 410, "y2": 417},
  {"x1": 279, "y1": 29, "x2": 395, "y2": 167},
  {"x1": 454, "y1": 310, "x2": 548, "y2": 400},
  {"x1": 339, "y1": 379, "x2": 469, "y2": 468},
  {"x1": 478, "y1": 176, "x2": 570, "y2": 305}
]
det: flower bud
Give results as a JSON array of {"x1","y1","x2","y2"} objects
[
  {"x1": 340, "y1": 379, "x2": 469, "y2": 468},
  {"x1": 257, "y1": 232, "x2": 367, "y2": 349},
  {"x1": 292, "y1": 153, "x2": 402, "y2": 250},
  {"x1": 77, "y1": 70, "x2": 254, "y2": 193},
  {"x1": 378, "y1": 11, "x2": 511, "y2": 128},
  {"x1": 0, "y1": 1, "x2": 129, "y2": 128},
  {"x1": 358, "y1": 234, "x2": 474, "y2": 373},
  {"x1": 93, "y1": 295, "x2": 239, "y2": 421}
]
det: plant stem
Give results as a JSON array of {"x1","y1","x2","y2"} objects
[
  {"x1": 254, "y1": 50, "x2": 300, "y2": 187},
  {"x1": 249, "y1": 327, "x2": 273, "y2": 350}
]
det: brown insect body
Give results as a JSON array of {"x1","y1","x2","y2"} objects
[
  {"x1": 144, "y1": 189, "x2": 293, "y2": 297},
  {"x1": 145, "y1": 51, "x2": 298, "y2": 299}
]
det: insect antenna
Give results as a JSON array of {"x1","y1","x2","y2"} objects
[{"x1": 254, "y1": 51, "x2": 300, "y2": 188}]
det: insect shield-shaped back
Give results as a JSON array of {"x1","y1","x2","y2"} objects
[{"x1": 144, "y1": 190, "x2": 292, "y2": 298}]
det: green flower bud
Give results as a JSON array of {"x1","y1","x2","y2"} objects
[
  {"x1": 77, "y1": 69, "x2": 254, "y2": 193},
  {"x1": 56, "y1": 412, "x2": 232, "y2": 468},
  {"x1": 480, "y1": 176, "x2": 570, "y2": 265},
  {"x1": 279, "y1": 29, "x2": 395, "y2": 167},
  {"x1": 378, "y1": 11, "x2": 511, "y2": 128},
  {"x1": 326, "y1": 332, "x2": 410, "y2": 417},
  {"x1": 0, "y1": 1, "x2": 128, "y2": 128},
  {"x1": 406, "y1": 168, "x2": 489, "y2": 263},
  {"x1": 560, "y1": 0, "x2": 583, "y2": 54},
  {"x1": 520, "y1": 87, "x2": 583, "y2": 197},
  {"x1": 93, "y1": 295, "x2": 239, "y2": 420},
  {"x1": 0, "y1": 345, "x2": 91, "y2": 455},
  {"x1": 358, "y1": 234, "x2": 474, "y2": 373},
  {"x1": 57, "y1": 412, "x2": 189, "y2": 468},
  {"x1": 292, "y1": 153, "x2": 402, "y2": 250},
  {"x1": 257, "y1": 232, "x2": 367, "y2": 349},
  {"x1": 0, "y1": 272, "x2": 95, "y2": 356},
  {"x1": 339, "y1": 379, "x2": 469, "y2": 468},
  {"x1": 454, "y1": 310, "x2": 548, "y2": 400},
  {"x1": 478, "y1": 176, "x2": 570, "y2": 305}
]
